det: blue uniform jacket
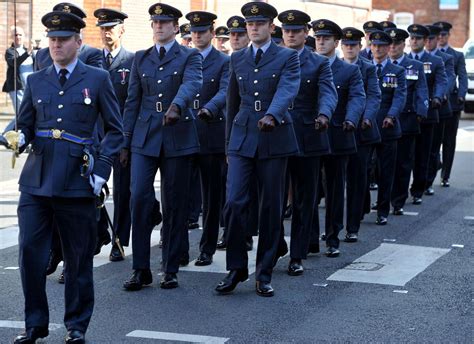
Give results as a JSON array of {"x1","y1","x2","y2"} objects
[
  {"x1": 375, "y1": 60, "x2": 407, "y2": 141},
  {"x1": 123, "y1": 41, "x2": 203, "y2": 158},
  {"x1": 398, "y1": 56, "x2": 429, "y2": 135},
  {"x1": 417, "y1": 51, "x2": 447, "y2": 124},
  {"x1": 102, "y1": 47, "x2": 135, "y2": 113},
  {"x1": 329, "y1": 57, "x2": 366, "y2": 155},
  {"x1": 17, "y1": 60, "x2": 123, "y2": 198},
  {"x1": 359, "y1": 48, "x2": 372, "y2": 61},
  {"x1": 290, "y1": 49, "x2": 337, "y2": 157},
  {"x1": 355, "y1": 57, "x2": 381, "y2": 145},
  {"x1": 435, "y1": 50, "x2": 455, "y2": 119},
  {"x1": 34, "y1": 44, "x2": 103, "y2": 71},
  {"x1": 444, "y1": 47, "x2": 468, "y2": 112},
  {"x1": 192, "y1": 46, "x2": 229, "y2": 154},
  {"x1": 226, "y1": 41, "x2": 300, "y2": 159}
]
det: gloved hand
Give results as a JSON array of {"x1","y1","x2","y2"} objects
[
  {"x1": 315, "y1": 115, "x2": 329, "y2": 131},
  {"x1": 3, "y1": 130, "x2": 25, "y2": 150},
  {"x1": 361, "y1": 119, "x2": 372, "y2": 130},
  {"x1": 119, "y1": 148, "x2": 129, "y2": 168},
  {"x1": 257, "y1": 115, "x2": 276, "y2": 132},
  {"x1": 342, "y1": 120, "x2": 356, "y2": 132},
  {"x1": 163, "y1": 104, "x2": 180, "y2": 126},
  {"x1": 89, "y1": 174, "x2": 106, "y2": 196},
  {"x1": 197, "y1": 108, "x2": 213, "y2": 121},
  {"x1": 18, "y1": 132, "x2": 25, "y2": 148},
  {"x1": 431, "y1": 97, "x2": 442, "y2": 109},
  {"x1": 382, "y1": 117, "x2": 394, "y2": 129}
]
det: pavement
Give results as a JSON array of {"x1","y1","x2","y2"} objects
[{"x1": 0, "y1": 120, "x2": 472, "y2": 343}]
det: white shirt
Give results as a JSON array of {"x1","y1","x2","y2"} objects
[
  {"x1": 104, "y1": 46, "x2": 121, "y2": 59},
  {"x1": 252, "y1": 39, "x2": 272, "y2": 57},
  {"x1": 54, "y1": 59, "x2": 79, "y2": 79}
]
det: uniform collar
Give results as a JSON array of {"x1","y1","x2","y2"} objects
[
  {"x1": 54, "y1": 58, "x2": 78, "y2": 76},
  {"x1": 104, "y1": 46, "x2": 122, "y2": 59},
  {"x1": 328, "y1": 53, "x2": 337, "y2": 66},
  {"x1": 391, "y1": 55, "x2": 405, "y2": 65},
  {"x1": 373, "y1": 57, "x2": 388, "y2": 68},
  {"x1": 252, "y1": 39, "x2": 272, "y2": 57},
  {"x1": 199, "y1": 44, "x2": 213, "y2": 60},
  {"x1": 439, "y1": 44, "x2": 450, "y2": 51},
  {"x1": 343, "y1": 56, "x2": 359, "y2": 64},
  {"x1": 428, "y1": 48, "x2": 439, "y2": 55},
  {"x1": 155, "y1": 40, "x2": 176, "y2": 55},
  {"x1": 410, "y1": 50, "x2": 425, "y2": 60},
  {"x1": 297, "y1": 47, "x2": 305, "y2": 56}
]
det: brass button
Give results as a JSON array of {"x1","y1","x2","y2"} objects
[
  {"x1": 157, "y1": 80, "x2": 162, "y2": 84},
  {"x1": 185, "y1": 116, "x2": 189, "y2": 120},
  {"x1": 37, "y1": 99, "x2": 42, "y2": 103},
  {"x1": 142, "y1": 73, "x2": 146, "y2": 77},
  {"x1": 282, "y1": 120, "x2": 285, "y2": 124},
  {"x1": 238, "y1": 76, "x2": 242, "y2": 80},
  {"x1": 254, "y1": 69, "x2": 258, "y2": 72},
  {"x1": 57, "y1": 118, "x2": 62, "y2": 123},
  {"x1": 254, "y1": 92, "x2": 259, "y2": 96},
  {"x1": 254, "y1": 80, "x2": 258, "y2": 84},
  {"x1": 196, "y1": 94, "x2": 200, "y2": 97},
  {"x1": 158, "y1": 93, "x2": 163, "y2": 98},
  {"x1": 211, "y1": 79, "x2": 215, "y2": 82},
  {"x1": 307, "y1": 80, "x2": 311, "y2": 83},
  {"x1": 159, "y1": 67, "x2": 164, "y2": 71},
  {"x1": 58, "y1": 104, "x2": 63, "y2": 109},
  {"x1": 173, "y1": 71, "x2": 178, "y2": 75},
  {"x1": 59, "y1": 91, "x2": 64, "y2": 95},
  {"x1": 272, "y1": 74, "x2": 276, "y2": 77}
]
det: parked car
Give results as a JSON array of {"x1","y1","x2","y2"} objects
[{"x1": 464, "y1": 39, "x2": 474, "y2": 113}]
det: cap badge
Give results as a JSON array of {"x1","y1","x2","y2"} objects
[
  {"x1": 154, "y1": 6, "x2": 163, "y2": 15},
  {"x1": 52, "y1": 15, "x2": 61, "y2": 26},
  {"x1": 63, "y1": 5, "x2": 71, "y2": 13},
  {"x1": 287, "y1": 13, "x2": 295, "y2": 21},
  {"x1": 250, "y1": 5, "x2": 259, "y2": 14},
  {"x1": 232, "y1": 19, "x2": 239, "y2": 28}
]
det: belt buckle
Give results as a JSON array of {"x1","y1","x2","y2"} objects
[
  {"x1": 255, "y1": 100, "x2": 261, "y2": 112},
  {"x1": 288, "y1": 102, "x2": 294, "y2": 110},
  {"x1": 51, "y1": 129, "x2": 63, "y2": 139},
  {"x1": 156, "y1": 101, "x2": 163, "y2": 113},
  {"x1": 193, "y1": 100, "x2": 200, "y2": 110}
]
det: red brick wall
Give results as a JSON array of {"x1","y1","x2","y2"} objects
[{"x1": 373, "y1": 0, "x2": 470, "y2": 48}]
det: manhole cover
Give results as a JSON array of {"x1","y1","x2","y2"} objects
[{"x1": 344, "y1": 262, "x2": 384, "y2": 271}]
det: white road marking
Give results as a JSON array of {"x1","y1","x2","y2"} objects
[
  {"x1": 4, "y1": 267, "x2": 19, "y2": 270},
  {"x1": 370, "y1": 210, "x2": 419, "y2": 216},
  {"x1": 0, "y1": 320, "x2": 62, "y2": 331},
  {"x1": 463, "y1": 216, "x2": 474, "y2": 220},
  {"x1": 451, "y1": 244, "x2": 464, "y2": 248},
  {"x1": 0, "y1": 226, "x2": 19, "y2": 250},
  {"x1": 327, "y1": 243, "x2": 450, "y2": 286},
  {"x1": 126, "y1": 330, "x2": 229, "y2": 343},
  {"x1": 393, "y1": 290, "x2": 409, "y2": 294},
  {"x1": 180, "y1": 236, "x2": 290, "y2": 274},
  {"x1": 313, "y1": 283, "x2": 328, "y2": 287},
  {"x1": 383, "y1": 239, "x2": 397, "y2": 243}
]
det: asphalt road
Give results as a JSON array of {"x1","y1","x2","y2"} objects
[{"x1": 0, "y1": 120, "x2": 472, "y2": 343}]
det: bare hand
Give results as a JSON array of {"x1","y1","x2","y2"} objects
[
  {"x1": 257, "y1": 115, "x2": 276, "y2": 132},
  {"x1": 164, "y1": 104, "x2": 180, "y2": 126},
  {"x1": 382, "y1": 117, "x2": 394, "y2": 129},
  {"x1": 315, "y1": 115, "x2": 329, "y2": 131}
]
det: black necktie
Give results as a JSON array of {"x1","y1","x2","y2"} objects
[
  {"x1": 441, "y1": 48, "x2": 446, "y2": 52},
  {"x1": 106, "y1": 52, "x2": 113, "y2": 67},
  {"x1": 376, "y1": 64, "x2": 382, "y2": 79},
  {"x1": 255, "y1": 48, "x2": 263, "y2": 65},
  {"x1": 368, "y1": 50, "x2": 373, "y2": 60},
  {"x1": 58, "y1": 69, "x2": 68, "y2": 86},
  {"x1": 393, "y1": 60, "x2": 398, "y2": 65},
  {"x1": 415, "y1": 54, "x2": 419, "y2": 60},
  {"x1": 159, "y1": 46, "x2": 166, "y2": 60}
]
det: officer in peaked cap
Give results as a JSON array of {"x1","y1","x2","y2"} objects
[
  {"x1": 434, "y1": 21, "x2": 468, "y2": 187},
  {"x1": 122, "y1": 2, "x2": 202, "y2": 291},
  {"x1": 225, "y1": 15, "x2": 250, "y2": 53},
  {"x1": 13, "y1": 10, "x2": 123, "y2": 344},
  {"x1": 272, "y1": 25, "x2": 283, "y2": 44},
  {"x1": 368, "y1": 29, "x2": 407, "y2": 226},
  {"x1": 35, "y1": 2, "x2": 103, "y2": 71},
  {"x1": 387, "y1": 28, "x2": 429, "y2": 216},
  {"x1": 215, "y1": 1, "x2": 300, "y2": 297},
  {"x1": 184, "y1": 10, "x2": 230, "y2": 267},
  {"x1": 424, "y1": 24, "x2": 455, "y2": 196},
  {"x1": 406, "y1": 24, "x2": 447, "y2": 205},
  {"x1": 94, "y1": 8, "x2": 137, "y2": 262},
  {"x1": 179, "y1": 23, "x2": 192, "y2": 47},
  {"x1": 278, "y1": 9, "x2": 337, "y2": 275},
  {"x1": 215, "y1": 25, "x2": 230, "y2": 54},
  {"x1": 340, "y1": 26, "x2": 381, "y2": 242},
  {"x1": 380, "y1": 21, "x2": 396, "y2": 29},
  {"x1": 361, "y1": 21, "x2": 383, "y2": 60},
  {"x1": 311, "y1": 18, "x2": 365, "y2": 257}
]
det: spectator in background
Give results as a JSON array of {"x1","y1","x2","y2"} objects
[{"x1": 2, "y1": 26, "x2": 34, "y2": 115}]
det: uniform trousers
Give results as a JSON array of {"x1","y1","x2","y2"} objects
[
  {"x1": 130, "y1": 152, "x2": 191, "y2": 274},
  {"x1": 224, "y1": 155, "x2": 287, "y2": 283},
  {"x1": 18, "y1": 193, "x2": 96, "y2": 332},
  {"x1": 391, "y1": 134, "x2": 417, "y2": 209},
  {"x1": 441, "y1": 111, "x2": 461, "y2": 181}
]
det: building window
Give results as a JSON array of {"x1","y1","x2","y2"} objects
[
  {"x1": 439, "y1": 0, "x2": 459, "y2": 10},
  {"x1": 393, "y1": 12, "x2": 414, "y2": 30}
]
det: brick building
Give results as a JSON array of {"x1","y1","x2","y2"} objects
[{"x1": 372, "y1": 0, "x2": 471, "y2": 48}]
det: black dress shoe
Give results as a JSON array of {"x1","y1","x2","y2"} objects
[
  {"x1": 246, "y1": 237, "x2": 254, "y2": 251},
  {"x1": 344, "y1": 233, "x2": 358, "y2": 243},
  {"x1": 65, "y1": 330, "x2": 85, "y2": 343},
  {"x1": 325, "y1": 247, "x2": 340, "y2": 257},
  {"x1": 160, "y1": 273, "x2": 179, "y2": 289},
  {"x1": 376, "y1": 216, "x2": 388, "y2": 225},
  {"x1": 14, "y1": 327, "x2": 49, "y2": 343},
  {"x1": 441, "y1": 179, "x2": 450, "y2": 187},
  {"x1": 195, "y1": 252, "x2": 213, "y2": 266},
  {"x1": 58, "y1": 270, "x2": 65, "y2": 284},
  {"x1": 216, "y1": 236, "x2": 227, "y2": 250},
  {"x1": 109, "y1": 244, "x2": 124, "y2": 262},
  {"x1": 412, "y1": 197, "x2": 422, "y2": 205},
  {"x1": 188, "y1": 222, "x2": 200, "y2": 230},
  {"x1": 371, "y1": 201, "x2": 378, "y2": 210},
  {"x1": 94, "y1": 235, "x2": 111, "y2": 255},
  {"x1": 307, "y1": 243, "x2": 319, "y2": 254},
  {"x1": 46, "y1": 250, "x2": 63, "y2": 276},
  {"x1": 283, "y1": 204, "x2": 292, "y2": 219},
  {"x1": 215, "y1": 269, "x2": 249, "y2": 294},
  {"x1": 424, "y1": 187, "x2": 434, "y2": 196},
  {"x1": 369, "y1": 183, "x2": 378, "y2": 190},
  {"x1": 287, "y1": 259, "x2": 303, "y2": 276},
  {"x1": 123, "y1": 269, "x2": 152, "y2": 291},
  {"x1": 256, "y1": 281, "x2": 274, "y2": 297},
  {"x1": 393, "y1": 208, "x2": 404, "y2": 216}
]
